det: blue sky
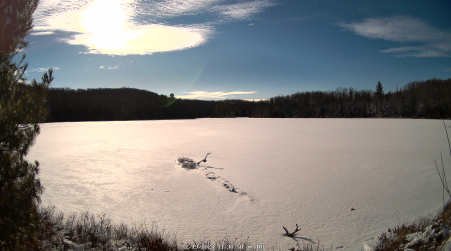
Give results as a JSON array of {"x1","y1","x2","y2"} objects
[{"x1": 22, "y1": 0, "x2": 451, "y2": 100}]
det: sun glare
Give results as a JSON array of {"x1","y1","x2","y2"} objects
[
  {"x1": 39, "y1": 0, "x2": 208, "y2": 55},
  {"x1": 81, "y1": 0, "x2": 126, "y2": 33}
]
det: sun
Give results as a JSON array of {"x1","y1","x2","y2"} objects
[
  {"x1": 35, "y1": 0, "x2": 209, "y2": 55},
  {"x1": 59, "y1": 0, "x2": 208, "y2": 55}
]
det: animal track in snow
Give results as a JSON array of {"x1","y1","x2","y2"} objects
[
  {"x1": 204, "y1": 170, "x2": 248, "y2": 195},
  {"x1": 176, "y1": 158, "x2": 250, "y2": 198}
]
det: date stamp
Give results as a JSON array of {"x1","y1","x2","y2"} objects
[{"x1": 182, "y1": 244, "x2": 265, "y2": 250}]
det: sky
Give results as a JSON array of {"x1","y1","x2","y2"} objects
[{"x1": 21, "y1": 0, "x2": 451, "y2": 100}]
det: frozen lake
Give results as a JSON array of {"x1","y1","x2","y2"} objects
[{"x1": 27, "y1": 118, "x2": 451, "y2": 250}]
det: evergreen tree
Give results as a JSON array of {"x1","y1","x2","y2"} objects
[
  {"x1": 0, "y1": 0, "x2": 53, "y2": 249},
  {"x1": 376, "y1": 81, "x2": 384, "y2": 99}
]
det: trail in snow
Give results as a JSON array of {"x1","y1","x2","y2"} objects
[{"x1": 176, "y1": 157, "x2": 252, "y2": 199}]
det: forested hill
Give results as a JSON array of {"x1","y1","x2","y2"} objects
[
  {"x1": 46, "y1": 87, "x2": 217, "y2": 121},
  {"x1": 45, "y1": 78, "x2": 451, "y2": 122}
]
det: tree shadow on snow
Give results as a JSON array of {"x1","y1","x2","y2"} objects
[
  {"x1": 287, "y1": 235, "x2": 315, "y2": 244},
  {"x1": 205, "y1": 165, "x2": 224, "y2": 170}
]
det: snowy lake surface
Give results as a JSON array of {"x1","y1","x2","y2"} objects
[{"x1": 27, "y1": 118, "x2": 451, "y2": 250}]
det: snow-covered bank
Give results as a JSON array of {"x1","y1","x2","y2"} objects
[
  {"x1": 370, "y1": 200, "x2": 451, "y2": 251},
  {"x1": 34, "y1": 200, "x2": 451, "y2": 251},
  {"x1": 28, "y1": 118, "x2": 451, "y2": 250}
]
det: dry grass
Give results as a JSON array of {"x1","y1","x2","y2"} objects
[
  {"x1": 36, "y1": 205, "x2": 178, "y2": 250},
  {"x1": 373, "y1": 206, "x2": 451, "y2": 251},
  {"x1": 36, "y1": 206, "x2": 274, "y2": 251}
]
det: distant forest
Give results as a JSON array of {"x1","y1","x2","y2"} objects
[{"x1": 44, "y1": 78, "x2": 451, "y2": 122}]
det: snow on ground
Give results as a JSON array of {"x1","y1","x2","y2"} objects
[
  {"x1": 27, "y1": 118, "x2": 451, "y2": 250},
  {"x1": 177, "y1": 157, "x2": 250, "y2": 197}
]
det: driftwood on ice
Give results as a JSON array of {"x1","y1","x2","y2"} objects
[
  {"x1": 177, "y1": 153, "x2": 211, "y2": 169},
  {"x1": 196, "y1": 152, "x2": 211, "y2": 165},
  {"x1": 283, "y1": 224, "x2": 301, "y2": 237}
]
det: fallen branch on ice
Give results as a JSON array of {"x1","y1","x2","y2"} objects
[
  {"x1": 177, "y1": 157, "x2": 197, "y2": 169},
  {"x1": 177, "y1": 153, "x2": 211, "y2": 169},
  {"x1": 283, "y1": 224, "x2": 301, "y2": 237},
  {"x1": 196, "y1": 152, "x2": 211, "y2": 165}
]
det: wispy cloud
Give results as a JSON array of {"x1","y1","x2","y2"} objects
[
  {"x1": 379, "y1": 46, "x2": 449, "y2": 58},
  {"x1": 212, "y1": 0, "x2": 275, "y2": 21},
  {"x1": 99, "y1": 64, "x2": 122, "y2": 70},
  {"x1": 29, "y1": 31, "x2": 55, "y2": 36},
  {"x1": 28, "y1": 67, "x2": 60, "y2": 73},
  {"x1": 32, "y1": 0, "x2": 276, "y2": 55},
  {"x1": 132, "y1": 0, "x2": 274, "y2": 22},
  {"x1": 133, "y1": 0, "x2": 222, "y2": 20},
  {"x1": 24, "y1": 67, "x2": 60, "y2": 77},
  {"x1": 177, "y1": 91, "x2": 257, "y2": 99},
  {"x1": 338, "y1": 16, "x2": 451, "y2": 57}
]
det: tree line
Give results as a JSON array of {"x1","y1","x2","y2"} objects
[
  {"x1": 45, "y1": 78, "x2": 451, "y2": 122},
  {"x1": 46, "y1": 87, "x2": 216, "y2": 121},
  {"x1": 247, "y1": 78, "x2": 451, "y2": 119}
]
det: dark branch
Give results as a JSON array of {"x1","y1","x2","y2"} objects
[
  {"x1": 283, "y1": 224, "x2": 301, "y2": 237},
  {"x1": 197, "y1": 152, "x2": 211, "y2": 165}
]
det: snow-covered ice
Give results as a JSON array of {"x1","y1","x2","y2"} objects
[{"x1": 27, "y1": 118, "x2": 451, "y2": 250}]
